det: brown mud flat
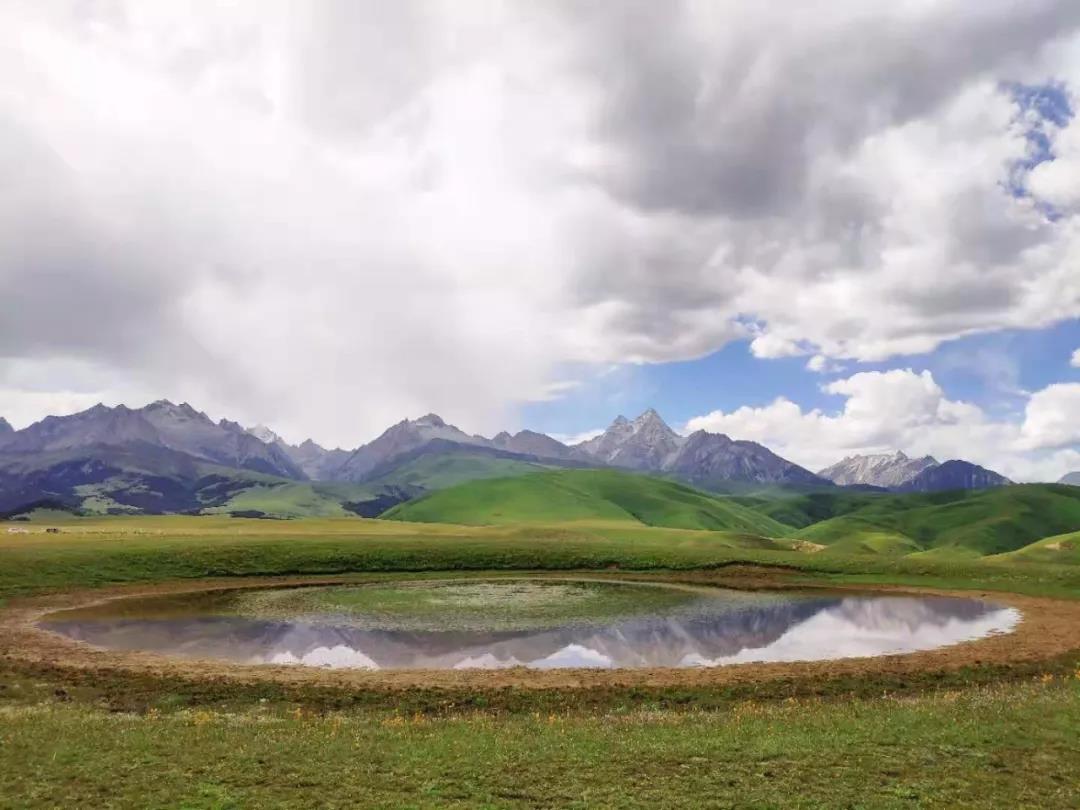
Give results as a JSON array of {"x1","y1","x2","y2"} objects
[{"x1": 2, "y1": 569, "x2": 1079, "y2": 696}]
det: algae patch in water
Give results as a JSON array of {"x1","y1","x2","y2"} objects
[{"x1": 228, "y1": 579, "x2": 714, "y2": 631}]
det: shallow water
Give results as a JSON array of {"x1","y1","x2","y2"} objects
[{"x1": 42, "y1": 580, "x2": 1018, "y2": 670}]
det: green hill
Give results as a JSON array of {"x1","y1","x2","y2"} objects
[
  {"x1": 381, "y1": 469, "x2": 791, "y2": 535},
  {"x1": 742, "y1": 490, "x2": 887, "y2": 530},
  {"x1": 795, "y1": 484, "x2": 1080, "y2": 558},
  {"x1": 202, "y1": 454, "x2": 548, "y2": 520},
  {"x1": 991, "y1": 530, "x2": 1080, "y2": 565},
  {"x1": 201, "y1": 481, "x2": 407, "y2": 519},
  {"x1": 363, "y1": 450, "x2": 549, "y2": 491}
]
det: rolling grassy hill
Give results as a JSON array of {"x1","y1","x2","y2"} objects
[
  {"x1": 362, "y1": 450, "x2": 550, "y2": 491},
  {"x1": 740, "y1": 490, "x2": 886, "y2": 531},
  {"x1": 201, "y1": 481, "x2": 417, "y2": 519},
  {"x1": 794, "y1": 484, "x2": 1080, "y2": 558},
  {"x1": 992, "y1": 529, "x2": 1080, "y2": 565},
  {"x1": 203, "y1": 453, "x2": 554, "y2": 519},
  {"x1": 381, "y1": 469, "x2": 791, "y2": 535}
]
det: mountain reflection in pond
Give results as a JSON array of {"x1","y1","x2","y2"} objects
[{"x1": 43, "y1": 585, "x2": 1018, "y2": 671}]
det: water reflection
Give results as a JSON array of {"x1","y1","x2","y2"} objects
[{"x1": 43, "y1": 592, "x2": 1018, "y2": 670}]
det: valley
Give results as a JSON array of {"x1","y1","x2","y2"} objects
[{"x1": 2, "y1": 401, "x2": 1078, "y2": 808}]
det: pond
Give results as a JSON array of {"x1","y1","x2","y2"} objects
[{"x1": 41, "y1": 578, "x2": 1019, "y2": 670}]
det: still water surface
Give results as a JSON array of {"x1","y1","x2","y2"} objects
[{"x1": 43, "y1": 580, "x2": 1018, "y2": 670}]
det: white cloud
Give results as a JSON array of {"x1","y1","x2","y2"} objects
[
  {"x1": 1072, "y1": 348, "x2": 1080, "y2": 367},
  {"x1": 2, "y1": 2, "x2": 1080, "y2": 445},
  {"x1": 1018, "y1": 383, "x2": 1080, "y2": 450},
  {"x1": 686, "y1": 369, "x2": 1079, "y2": 481},
  {"x1": 549, "y1": 428, "x2": 604, "y2": 446}
]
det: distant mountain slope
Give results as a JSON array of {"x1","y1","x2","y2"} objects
[
  {"x1": 382, "y1": 468, "x2": 791, "y2": 535},
  {"x1": 574, "y1": 410, "x2": 830, "y2": 488},
  {"x1": 0, "y1": 418, "x2": 12, "y2": 435},
  {"x1": 0, "y1": 401, "x2": 344, "y2": 515},
  {"x1": 895, "y1": 460, "x2": 1010, "y2": 493},
  {"x1": 243, "y1": 426, "x2": 352, "y2": 481},
  {"x1": 1060, "y1": 472, "x2": 1080, "y2": 486},
  {"x1": 0, "y1": 440, "x2": 273, "y2": 514},
  {"x1": 668, "y1": 430, "x2": 829, "y2": 488},
  {"x1": 202, "y1": 480, "x2": 419, "y2": 519},
  {"x1": 795, "y1": 484, "x2": 1080, "y2": 557},
  {"x1": 360, "y1": 444, "x2": 550, "y2": 490},
  {"x1": 280, "y1": 440, "x2": 352, "y2": 481},
  {"x1": 0, "y1": 401, "x2": 303, "y2": 480},
  {"x1": 333, "y1": 414, "x2": 492, "y2": 482},
  {"x1": 818, "y1": 451, "x2": 938, "y2": 488},
  {"x1": 491, "y1": 430, "x2": 589, "y2": 462}
]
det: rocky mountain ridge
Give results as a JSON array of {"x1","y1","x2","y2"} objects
[
  {"x1": 574, "y1": 410, "x2": 830, "y2": 487},
  {"x1": 818, "y1": 451, "x2": 939, "y2": 488},
  {"x1": 0, "y1": 400, "x2": 1019, "y2": 515},
  {"x1": 893, "y1": 460, "x2": 1010, "y2": 493},
  {"x1": 0, "y1": 400, "x2": 303, "y2": 480}
]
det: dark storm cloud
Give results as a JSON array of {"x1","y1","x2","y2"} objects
[{"x1": 560, "y1": 0, "x2": 1080, "y2": 217}]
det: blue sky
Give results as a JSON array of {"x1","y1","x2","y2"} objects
[{"x1": 523, "y1": 319, "x2": 1080, "y2": 438}]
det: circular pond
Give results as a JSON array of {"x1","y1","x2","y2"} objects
[{"x1": 41, "y1": 578, "x2": 1019, "y2": 671}]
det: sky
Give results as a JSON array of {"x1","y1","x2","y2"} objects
[{"x1": 1, "y1": 1, "x2": 1079, "y2": 482}]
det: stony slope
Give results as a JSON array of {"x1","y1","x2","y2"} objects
[
  {"x1": 575, "y1": 410, "x2": 830, "y2": 488},
  {"x1": 895, "y1": 460, "x2": 1010, "y2": 493},
  {"x1": 0, "y1": 402, "x2": 303, "y2": 480},
  {"x1": 818, "y1": 451, "x2": 939, "y2": 488}
]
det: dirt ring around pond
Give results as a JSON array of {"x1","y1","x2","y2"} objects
[{"x1": 2, "y1": 570, "x2": 1079, "y2": 692}]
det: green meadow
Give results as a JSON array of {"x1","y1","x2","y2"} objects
[{"x1": 2, "y1": 470, "x2": 1080, "y2": 807}]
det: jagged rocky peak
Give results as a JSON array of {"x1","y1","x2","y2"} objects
[
  {"x1": 143, "y1": 400, "x2": 207, "y2": 420},
  {"x1": 247, "y1": 424, "x2": 285, "y2": 446},
  {"x1": 490, "y1": 429, "x2": 582, "y2": 461},
  {"x1": 0, "y1": 417, "x2": 12, "y2": 434},
  {"x1": 413, "y1": 413, "x2": 447, "y2": 428},
  {"x1": 818, "y1": 451, "x2": 939, "y2": 488},
  {"x1": 577, "y1": 408, "x2": 685, "y2": 470}
]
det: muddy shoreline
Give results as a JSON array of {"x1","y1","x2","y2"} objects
[{"x1": 3, "y1": 569, "x2": 1079, "y2": 692}]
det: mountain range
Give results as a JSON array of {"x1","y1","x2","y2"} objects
[
  {"x1": 0, "y1": 401, "x2": 1014, "y2": 517},
  {"x1": 816, "y1": 451, "x2": 1010, "y2": 492}
]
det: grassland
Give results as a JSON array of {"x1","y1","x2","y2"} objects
[
  {"x1": 4, "y1": 514, "x2": 1080, "y2": 601},
  {"x1": 792, "y1": 484, "x2": 1080, "y2": 559},
  {"x1": 2, "y1": 679, "x2": 1078, "y2": 809},
  {"x1": 2, "y1": 503, "x2": 1080, "y2": 808},
  {"x1": 381, "y1": 471, "x2": 1080, "y2": 563},
  {"x1": 201, "y1": 481, "x2": 383, "y2": 518},
  {"x1": 361, "y1": 450, "x2": 550, "y2": 490},
  {"x1": 383, "y1": 469, "x2": 791, "y2": 535}
]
